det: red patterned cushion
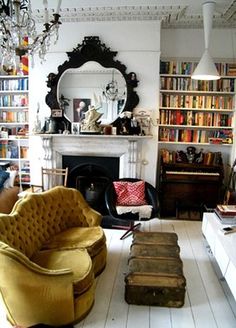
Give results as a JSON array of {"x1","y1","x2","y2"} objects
[{"x1": 113, "y1": 181, "x2": 147, "y2": 206}]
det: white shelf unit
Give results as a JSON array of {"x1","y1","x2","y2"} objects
[{"x1": 0, "y1": 75, "x2": 30, "y2": 189}]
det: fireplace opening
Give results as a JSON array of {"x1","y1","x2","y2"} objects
[{"x1": 63, "y1": 155, "x2": 119, "y2": 214}]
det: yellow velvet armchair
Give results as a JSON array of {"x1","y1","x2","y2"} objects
[{"x1": 0, "y1": 186, "x2": 107, "y2": 327}]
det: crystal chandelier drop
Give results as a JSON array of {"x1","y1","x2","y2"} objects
[
  {"x1": 0, "y1": 0, "x2": 62, "y2": 71},
  {"x1": 103, "y1": 69, "x2": 125, "y2": 101}
]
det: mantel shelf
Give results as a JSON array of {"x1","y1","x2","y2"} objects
[{"x1": 31, "y1": 134, "x2": 153, "y2": 141}]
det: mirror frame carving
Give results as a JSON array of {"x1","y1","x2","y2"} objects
[{"x1": 45, "y1": 36, "x2": 139, "y2": 129}]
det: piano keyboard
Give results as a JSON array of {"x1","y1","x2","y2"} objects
[{"x1": 166, "y1": 171, "x2": 220, "y2": 176}]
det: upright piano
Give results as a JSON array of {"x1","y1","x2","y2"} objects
[{"x1": 160, "y1": 162, "x2": 224, "y2": 218}]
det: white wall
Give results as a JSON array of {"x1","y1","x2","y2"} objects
[
  {"x1": 161, "y1": 28, "x2": 236, "y2": 61},
  {"x1": 29, "y1": 21, "x2": 161, "y2": 186},
  {"x1": 30, "y1": 22, "x2": 236, "y2": 186}
]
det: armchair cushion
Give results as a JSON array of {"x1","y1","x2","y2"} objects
[
  {"x1": 116, "y1": 205, "x2": 153, "y2": 219},
  {"x1": 41, "y1": 226, "x2": 107, "y2": 275},
  {"x1": 113, "y1": 180, "x2": 147, "y2": 206},
  {"x1": 31, "y1": 248, "x2": 94, "y2": 295}
]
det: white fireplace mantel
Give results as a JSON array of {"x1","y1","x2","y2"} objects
[{"x1": 36, "y1": 134, "x2": 152, "y2": 179}]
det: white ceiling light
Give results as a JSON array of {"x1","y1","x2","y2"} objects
[{"x1": 191, "y1": 1, "x2": 220, "y2": 81}]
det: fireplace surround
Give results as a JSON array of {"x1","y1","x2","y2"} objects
[
  {"x1": 39, "y1": 134, "x2": 150, "y2": 177},
  {"x1": 37, "y1": 134, "x2": 151, "y2": 215}
]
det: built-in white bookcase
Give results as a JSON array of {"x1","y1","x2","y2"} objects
[{"x1": 0, "y1": 75, "x2": 30, "y2": 188}]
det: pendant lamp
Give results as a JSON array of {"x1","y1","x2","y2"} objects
[{"x1": 191, "y1": 1, "x2": 220, "y2": 80}]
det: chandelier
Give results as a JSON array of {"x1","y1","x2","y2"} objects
[
  {"x1": 103, "y1": 69, "x2": 125, "y2": 102},
  {"x1": 0, "y1": 0, "x2": 62, "y2": 72}
]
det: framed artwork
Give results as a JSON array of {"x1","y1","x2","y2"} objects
[
  {"x1": 73, "y1": 98, "x2": 91, "y2": 122},
  {"x1": 71, "y1": 122, "x2": 81, "y2": 135},
  {"x1": 51, "y1": 109, "x2": 63, "y2": 117}
]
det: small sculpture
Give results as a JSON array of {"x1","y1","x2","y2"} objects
[
  {"x1": 32, "y1": 102, "x2": 41, "y2": 133},
  {"x1": 186, "y1": 146, "x2": 196, "y2": 163},
  {"x1": 80, "y1": 105, "x2": 103, "y2": 134}
]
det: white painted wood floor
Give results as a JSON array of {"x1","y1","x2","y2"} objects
[{"x1": 76, "y1": 219, "x2": 236, "y2": 328}]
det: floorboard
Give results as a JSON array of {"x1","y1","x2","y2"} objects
[
  {"x1": 0, "y1": 219, "x2": 235, "y2": 328},
  {"x1": 76, "y1": 219, "x2": 236, "y2": 328}
]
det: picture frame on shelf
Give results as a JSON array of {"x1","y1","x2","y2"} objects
[
  {"x1": 71, "y1": 122, "x2": 81, "y2": 135},
  {"x1": 51, "y1": 109, "x2": 63, "y2": 118}
]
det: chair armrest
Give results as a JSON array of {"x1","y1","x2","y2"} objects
[
  {"x1": 146, "y1": 183, "x2": 160, "y2": 217},
  {"x1": 83, "y1": 207, "x2": 103, "y2": 226},
  {"x1": 105, "y1": 183, "x2": 118, "y2": 217},
  {"x1": 0, "y1": 242, "x2": 75, "y2": 326}
]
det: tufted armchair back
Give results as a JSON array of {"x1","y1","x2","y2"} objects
[{"x1": 0, "y1": 186, "x2": 102, "y2": 258}]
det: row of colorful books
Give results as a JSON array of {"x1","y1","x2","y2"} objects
[
  {"x1": 0, "y1": 141, "x2": 29, "y2": 159},
  {"x1": 0, "y1": 78, "x2": 28, "y2": 91},
  {"x1": 159, "y1": 110, "x2": 232, "y2": 127},
  {"x1": 0, "y1": 110, "x2": 29, "y2": 123},
  {"x1": 0, "y1": 94, "x2": 28, "y2": 107},
  {"x1": 160, "y1": 60, "x2": 236, "y2": 76},
  {"x1": 159, "y1": 127, "x2": 233, "y2": 144},
  {"x1": 160, "y1": 94, "x2": 233, "y2": 110},
  {"x1": 160, "y1": 77, "x2": 235, "y2": 92}
]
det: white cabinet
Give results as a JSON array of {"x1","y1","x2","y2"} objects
[{"x1": 202, "y1": 212, "x2": 236, "y2": 300}]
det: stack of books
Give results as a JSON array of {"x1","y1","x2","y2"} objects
[{"x1": 214, "y1": 204, "x2": 236, "y2": 225}]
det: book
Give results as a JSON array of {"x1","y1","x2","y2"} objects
[
  {"x1": 214, "y1": 209, "x2": 236, "y2": 225},
  {"x1": 216, "y1": 204, "x2": 236, "y2": 216}
]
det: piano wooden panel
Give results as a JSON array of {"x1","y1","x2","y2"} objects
[{"x1": 160, "y1": 163, "x2": 224, "y2": 218}]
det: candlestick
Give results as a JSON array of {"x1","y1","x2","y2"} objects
[
  {"x1": 43, "y1": 0, "x2": 48, "y2": 24},
  {"x1": 56, "y1": 0, "x2": 62, "y2": 14}
]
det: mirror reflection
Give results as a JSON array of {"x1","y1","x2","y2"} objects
[{"x1": 58, "y1": 61, "x2": 127, "y2": 125}]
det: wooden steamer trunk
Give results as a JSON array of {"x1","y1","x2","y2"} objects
[{"x1": 125, "y1": 231, "x2": 186, "y2": 307}]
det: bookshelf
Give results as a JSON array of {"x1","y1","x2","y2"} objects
[
  {"x1": 0, "y1": 74, "x2": 30, "y2": 189},
  {"x1": 158, "y1": 60, "x2": 236, "y2": 216},
  {"x1": 159, "y1": 60, "x2": 235, "y2": 145}
]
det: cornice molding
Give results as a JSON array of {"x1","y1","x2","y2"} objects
[{"x1": 32, "y1": 3, "x2": 236, "y2": 28}]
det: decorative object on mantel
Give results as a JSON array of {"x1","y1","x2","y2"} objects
[
  {"x1": 133, "y1": 108, "x2": 157, "y2": 136},
  {"x1": 80, "y1": 105, "x2": 103, "y2": 134},
  {"x1": 113, "y1": 110, "x2": 156, "y2": 136},
  {"x1": 72, "y1": 122, "x2": 81, "y2": 135},
  {"x1": 112, "y1": 111, "x2": 140, "y2": 135},
  {"x1": 45, "y1": 36, "x2": 139, "y2": 134},
  {"x1": 0, "y1": 0, "x2": 62, "y2": 67}
]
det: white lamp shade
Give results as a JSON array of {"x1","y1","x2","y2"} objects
[{"x1": 191, "y1": 49, "x2": 220, "y2": 80}]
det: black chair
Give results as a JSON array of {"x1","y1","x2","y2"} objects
[{"x1": 105, "y1": 178, "x2": 160, "y2": 239}]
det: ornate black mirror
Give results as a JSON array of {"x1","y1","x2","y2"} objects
[{"x1": 45, "y1": 36, "x2": 139, "y2": 133}]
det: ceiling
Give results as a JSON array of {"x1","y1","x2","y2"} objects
[{"x1": 31, "y1": 0, "x2": 236, "y2": 28}]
